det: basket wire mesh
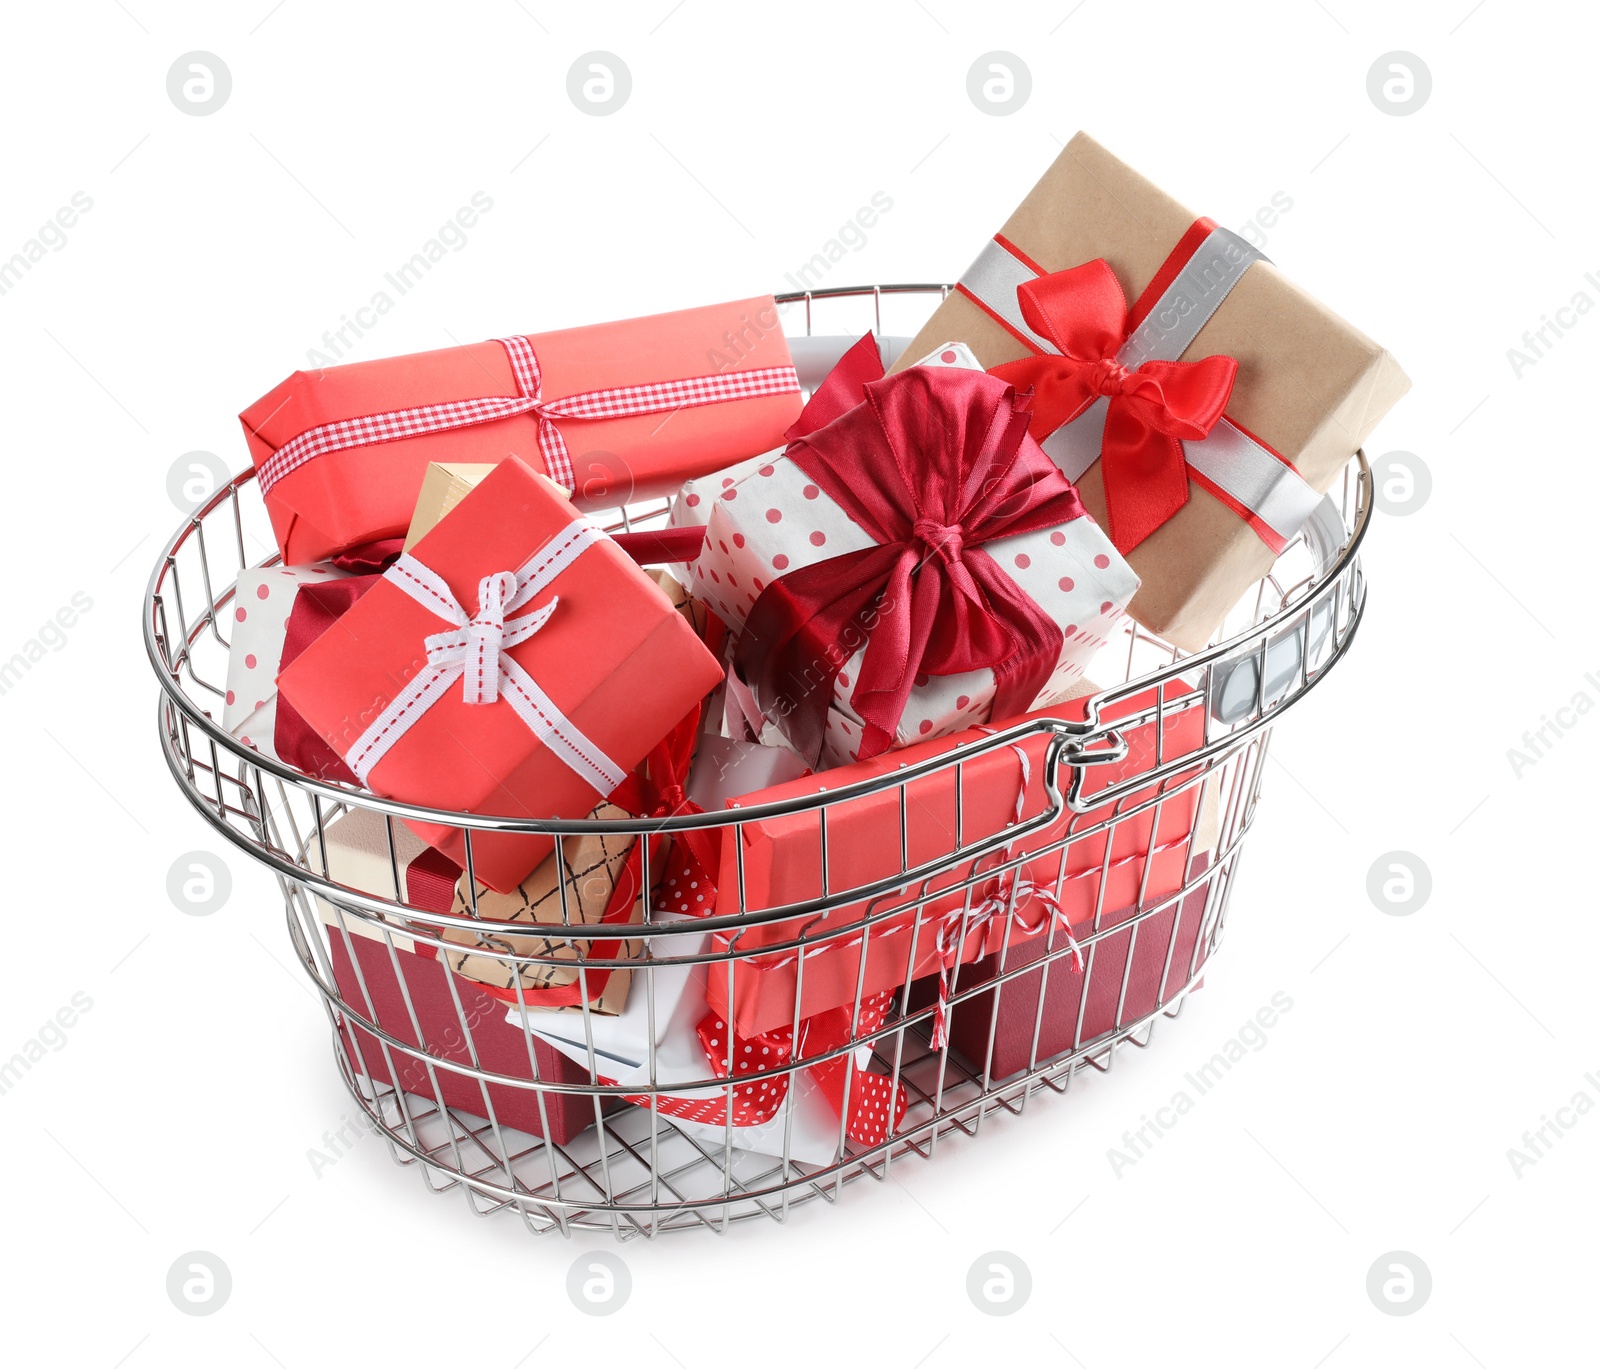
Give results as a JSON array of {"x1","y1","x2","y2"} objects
[{"x1": 146, "y1": 284, "x2": 1370, "y2": 1238}]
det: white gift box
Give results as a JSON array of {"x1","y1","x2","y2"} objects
[
  {"x1": 666, "y1": 450, "x2": 774, "y2": 581},
  {"x1": 685, "y1": 732, "x2": 810, "y2": 811},
  {"x1": 223, "y1": 562, "x2": 350, "y2": 745},
  {"x1": 688, "y1": 343, "x2": 1140, "y2": 768},
  {"x1": 509, "y1": 939, "x2": 844, "y2": 1166},
  {"x1": 228, "y1": 699, "x2": 278, "y2": 759}
]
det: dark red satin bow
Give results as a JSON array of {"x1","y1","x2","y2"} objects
[
  {"x1": 989, "y1": 259, "x2": 1239, "y2": 554},
  {"x1": 736, "y1": 353, "x2": 1090, "y2": 766},
  {"x1": 274, "y1": 574, "x2": 383, "y2": 781}
]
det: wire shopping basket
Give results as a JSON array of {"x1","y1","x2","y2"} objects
[{"x1": 146, "y1": 284, "x2": 1371, "y2": 1239}]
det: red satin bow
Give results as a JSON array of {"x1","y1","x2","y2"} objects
[
  {"x1": 613, "y1": 703, "x2": 722, "y2": 918},
  {"x1": 989, "y1": 260, "x2": 1239, "y2": 554},
  {"x1": 736, "y1": 350, "x2": 1089, "y2": 765}
]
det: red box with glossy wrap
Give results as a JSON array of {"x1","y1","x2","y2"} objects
[{"x1": 242, "y1": 296, "x2": 803, "y2": 563}]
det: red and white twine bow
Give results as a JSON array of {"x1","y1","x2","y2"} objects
[
  {"x1": 343, "y1": 519, "x2": 627, "y2": 793},
  {"x1": 256, "y1": 335, "x2": 802, "y2": 496},
  {"x1": 927, "y1": 737, "x2": 1085, "y2": 1049},
  {"x1": 620, "y1": 993, "x2": 907, "y2": 1148}
]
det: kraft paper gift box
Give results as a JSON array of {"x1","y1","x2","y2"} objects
[
  {"x1": 315, "y1": 803, "x2": 632, "y2": 1013},
  {"x1": 222, "y1": 563, "x2": 351, "y2": 748},
  {"x1": 277, "y1": 456, "x2": 725, "y2": 894},
  {"x1": 242, "y1": 295, "x2": 804, "y2": 564},
  {"x1": 690, "y1": 341, "x2": 1139, "y2": 770},
  {"x1": 892, "y1": 132, "x2": 1410, "y2": 651},
  {"x1": 440, "y1": 799, "x2": 642, "y2": 1012},
  {"x1": 705, "y1": 680, "x2": 1205, "y2": 1038}
]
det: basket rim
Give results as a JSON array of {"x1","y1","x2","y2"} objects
[{"x1": 143, "y1": 293, "x2": 1373, "y2": 837}]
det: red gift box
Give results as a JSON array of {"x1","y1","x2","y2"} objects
[
  {"x1": 944, "y1": 853, "x2": 1214, "y2": 1079},
  {"x1": 707, "y1": 680, "x2": 1205, "y2": 1038},
  {"x1": 241, "y1": 297, "x2": 803, "y2": 564},
  {"x1": 278, "y1": 457, "x2": 725, "y2": 893},
  {"x1": 327, "y1": 928, "x2": 595, "y2": 1146}
]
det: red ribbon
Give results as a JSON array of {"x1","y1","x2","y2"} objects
[
  {"x1": 624, "y1": 990, "x2": 907, "y2": 1147},
  {"x1": 988, "y1": 260, "x2": 1239, "y2": 554},
  {"x1": 328, "y1": 538, "x2": 406, "y2": 575},
  {"x1": 735, "y1": 347, "x2": 1090, "y2": 765}
]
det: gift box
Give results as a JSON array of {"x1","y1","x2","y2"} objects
[
  {"x1": 223, "y1": 563, "x2": 350, "y2": 742},
  {"x1": 501, "y1": 919, "x2": 857, "y2": 1165},
  {"x1": 892, "y1": 132, "x2": 1410, "y2": 650},
  {"x1": 944, "y1": 852, "x2": 1215, "y2": 1079},
  {"x1": 506, "y1": 916, "x2": 709, "y2": 1079},
  {"x1": 277, "y1": 456, "x2": 725, "y2": 893},
  {"x1": 666, "y1": 449, "x2": 773, "y2": 579},
  {"x1": 706, "y1": 679, "x2": 1205, "y2": 1038},
  {"x1": 407, "y1": 461, "x2": 724, "y2": 654},
  {"x1": 684, "y1": 732, "x2": 810, "y2": 813},
  {"x1": 315, "y1": 806, "x2": 595, "y2": 1144},
  {"x1": 274, "y1": 572, "x2": 386, "y2": 783},
  {"x1": 441, "y1": 799, "x2": 641, "y2": 1013},
  {"x1": 513, "y1": 955, "x2": 901, "y2": 1161},
  {"x1": 328, "y1": 930, "x2": 595, "y2": 1145},
  {"x1": 692, "y1": 340, "x2": 1139, "y2": 769},
  {"x1": 315, "y1": 803, "x2": 631, "y2": 1013},
  {"x1": 242, "y1": 296, "x2": 804, "y2": 564}
]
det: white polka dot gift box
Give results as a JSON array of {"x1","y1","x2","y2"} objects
[
  {"x1": 665, "y1": 449, "x2": 771, "y2": 581},
  {"x1": 690, "y1": 339, "x2": 1138, "y2": 770},
  {"x1": 221, "y1": 561, "x2": 351, "y2": 755}
]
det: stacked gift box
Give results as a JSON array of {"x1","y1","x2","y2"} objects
[{"x1": 219, "y1": 133, "x2": 1406, "y2": 1162}]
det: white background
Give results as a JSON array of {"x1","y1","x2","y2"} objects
[{"x1": 0, "y1": 0, "x2": 1592, "y2": 1364}]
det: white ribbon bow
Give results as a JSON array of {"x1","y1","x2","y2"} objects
[
  {"x1": 343, "y1": 521, "x2": 626, "y2": 795},
  {"x1": 423, "y1": 569, "x2": 559, "y2": 707}
]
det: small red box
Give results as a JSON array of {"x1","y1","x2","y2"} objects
[
  {"x1": 944, "y1": 854, "x2": 1214, "y2": 1079},
  {"x1": 327, "y1": 929, "x2": 595, "y2": 1146},
  {"x1": 278, "y1": 457, "x2": 725, "y2": 892}
]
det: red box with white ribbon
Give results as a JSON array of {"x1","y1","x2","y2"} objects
[
  {"x1": 276, "y1": 457, "x2": 726, "y2": 894},
  {"x1": 241, "y1": 296, "x2": 804, "y2": 564}
]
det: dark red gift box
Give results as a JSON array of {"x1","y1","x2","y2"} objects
[
  {"x1": 944, "y1": 854, "x2": 1214, "y2": 1079},
  {"x1": 327, "y1": 928, "x2": 595, "y2": 1146}
]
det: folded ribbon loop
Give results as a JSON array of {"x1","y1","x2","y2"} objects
[
  {"x1": 926, "y1": 738, "x2": 1085, "y2": 1049},
  {"x1": 988, "y1": 260, "x2": 1240, "y2": 554},
  {"x1": 344, "y1": 524, "x2": 626, "y2": 794},
  {"x1": 736, "y1": 356, "x2": 1090, "y2": 766}
]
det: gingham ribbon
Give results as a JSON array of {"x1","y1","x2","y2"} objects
[
  {"x1": 958, "y1": 229, "x2": 1323, "y2": 553},
  {"x1": 255, "y1": 335, "x2": 801, "y2": 497},
  {"x1": 343, "y1": 519, "x2": 627, "y2": 793}
]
